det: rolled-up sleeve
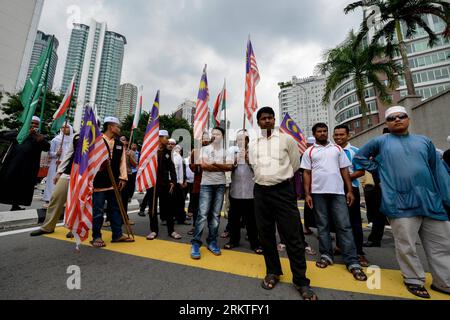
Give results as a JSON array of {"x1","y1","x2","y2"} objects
[{"x1": 354, "y1": 138, "x2": 381, "y2": 172}]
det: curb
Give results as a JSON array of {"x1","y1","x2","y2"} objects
[{"x1": 0, "y1": 199, "x2": 140, "y2": 231}]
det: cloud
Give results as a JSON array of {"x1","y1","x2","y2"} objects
[{"x1": 38, "y1": 0, "x2": 363, "y2": 131}]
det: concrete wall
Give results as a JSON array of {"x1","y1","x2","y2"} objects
[{"x1": 350, "y1": 89, "x2": 450, "y2": 151}]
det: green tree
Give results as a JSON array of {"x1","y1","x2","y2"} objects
[
  {"x1": 345, "y1": 0, "x2": 450, "y2": 95},
  {"x1": 0, "y1": 90, "x2": 64, "y2": 137},
  {"x1": 121, "y1": 113, "x2": 193, "y2": 147},
  {"x1": 318, "y1": 30, "x2": 402, "y2": 130}
]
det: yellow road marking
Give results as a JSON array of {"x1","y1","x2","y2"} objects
[{"x1": 45, "y1": 228, "x2": 449, "y2": 300}]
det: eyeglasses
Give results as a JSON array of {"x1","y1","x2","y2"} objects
[{"x1": 386, "y1": 114, "x2": 408, "y2": 122}]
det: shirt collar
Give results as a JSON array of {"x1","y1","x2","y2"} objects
[
  {"x1": 313, "y1": 141, "x2": 332, "y2": 148},
  {"x1": 258, "y1": 128, "x2": 280, "y2": 140},
  {"x1": 342, "y1": 143, "x2": 352, "y2": 150}
]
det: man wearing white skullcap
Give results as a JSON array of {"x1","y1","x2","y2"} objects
[
  {"x1": 354, "y1": 106, "x2": 450, "y2": 298},
  {"x1": 90, "y1": 116, "x2": 134, "y2": 247},
  {"x1": 0, "y1": 116, "x2": 50, "y2": 210}
]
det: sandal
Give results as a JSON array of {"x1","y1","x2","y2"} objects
[
  {"x1": 316, "y1": 257, "x2": 332, "y2": 269},
  {"x1": 147, "y1": 232, "x2": 157, "y2": 240},
  {"x1": 261, "y1": 274, "x2": 280, "y2": 290},
  {"x1": 90, "y1": 238, "x2": 106, "y2": 248},
  {"x1": 170, "y1": 232, "x2": 182, "y2": 240},
  {"x1": 406, "y1": 284, "x2": 431, "y2": 299},
  {"x1": 253, "y1": 247, "x2": 264, "y2": 255},
  {"x1": 358, "y1": 255, "x2": 370, "y2": 268},
  {"x1": 295, "y1": 285, "x2": 319, "y2": 301},
  {"x1": 305, "y1": 246, "x2": 317, "y2": 256},
  {"x1": 350, "y1": 268, "x2": 368, "y2": 281},
  {"x1": 112, "y1": 235, "x2": 135, "y2": 243},
  {"x1": 224, "y1": 243, "x2": 238, "y2": 250}
]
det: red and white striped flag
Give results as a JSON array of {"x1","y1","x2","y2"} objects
[
  {"x1": 132, "y1": 86, "x2": 143, "y2": 130},
  {"x1": 244, "y1": 38, "x2": 260, "y2": 125},
  {"x1": 54, "y1": 73, "x2": 76, "y2": 120},
  {"x1": 65, "y1": 106, "x2": 109, "y2": 248},
  {"x1": 136, "y1": 91, "x2": 160, "y2": 192},
  {"x1": 193, "y1": 65, "x2": 210, "y2": 141},
  {"x1": 212, "y1": 80, "x2": 226, "y2": 127}
]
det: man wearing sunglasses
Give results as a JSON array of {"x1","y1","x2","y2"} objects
[{"x1": 354, "y1": 106, "x2": 450, "y2": 299}]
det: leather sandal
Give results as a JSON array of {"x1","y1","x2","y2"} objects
[{"x1": 261, "y1": 274, "x2": 280, "y2": 290}]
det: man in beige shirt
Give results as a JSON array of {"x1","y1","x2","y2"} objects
[
  {"x1": 91, "y1": 117, "x2": 133, "y2": 248},
  {"x1": 249, "y1": 107, "x2": 317, "y2": 300}
]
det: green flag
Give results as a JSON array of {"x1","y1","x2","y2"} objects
[{"x1": 17, "y1": 37, "x2": 53, "y2": 144}]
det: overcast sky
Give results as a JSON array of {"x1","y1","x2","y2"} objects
[{"x1": 38, "y1": 0, "x2": 363, "y2": 130}]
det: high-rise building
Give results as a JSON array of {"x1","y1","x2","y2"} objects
[
  {"x1": 60, "y1": 19, "x2": 127, "y2": 129},
  {"x1": 0, "y1": 0, "x2": 44, "y2": 94},
  {"x1": 116, "y1": 83, "x2": 138, "y2": 122},
  {"x1": 26, "y1": 31, "x2": 59, "y2": 90},
  {"x1": 278, "y1": 75, "x2": 329, "y2": 137},
  {"x1": 331, "y1": 7, "x2": 450, "y2": 134},
  {"x1": 173, "y1": 100, "x2": 196, "y2": 127}
]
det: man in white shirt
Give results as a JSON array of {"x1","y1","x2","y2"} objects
[
  {"x1": 249, "y1": 107, "x2": 317, "y2": 300},
  {"x1": 301, "y1": 123, "x2": 366, "y2": 281},
  {"x1": 191, "y1": 127, "x2": 233, "y2": 259}
]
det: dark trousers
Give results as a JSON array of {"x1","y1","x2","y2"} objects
[
  {"x1": 93, "y1": 190, "x2": 123, "y2": 241},
  {"x1": 174, "y1": 184, "x2": 187, "y2": 223},
  {"x1": 143, "y1": 186, "x2": 175, "y2": 236},
  {"x1": 254, "y1": 180, "x2": 310, "y2": 287},
  {"x1": 229, "y1": 197, "x2": 260, "y2": 250},
  {"x1": 348, "y1": 187, "x2": 364, "y2": 255},
  {"x1": 189, "y1": 193, "x2": 200, "y2": 227},
  {"x1": 365, "y1": 184, "x2": 386, "y2": 244}
]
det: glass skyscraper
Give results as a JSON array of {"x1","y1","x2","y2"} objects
[
  {"x1": 60, "y1": 19, "x2": 126, "y2": 129},
  {"x1": 27, "y1": 31, "x2": 59, "y2": 91}
]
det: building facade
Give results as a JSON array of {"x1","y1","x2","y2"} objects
[
  {"x1": 278, "y1": 75, "x2": 329, "y2": 137},
  {"x1": 173, "y1": 100, "x2": 196, "y2": 127},
  {"x1": 26, "y1": 31, "x2": 59, "y2": 90},
  {"x1": 116, "y1": 83, "x2": 138, "y2": 122},
  {"x1": 0, "y1": 0, "x2": 44, "y2": 94},
  {"x1": 331, "y1": 8, "x2": 450, "y2": 134},
  {"x1": 60, "y1": 19, "x2": 126, "y2": 129}
]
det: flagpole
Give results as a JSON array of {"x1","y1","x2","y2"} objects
[
  {"x1": 223, "y1": 78, "x2": 227, "y2": 150},
  {"x1": 38, "y1": 35, "x2": 54, "y2": 132},
  {"x1": 106, "y1": 161, "x2": 135, "y2": 239}
]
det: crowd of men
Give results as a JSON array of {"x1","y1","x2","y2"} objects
[{"x1": 0, "y1": 105, "x2": 449, "y2": 300}]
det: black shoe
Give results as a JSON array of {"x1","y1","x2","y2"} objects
[
  {"x1": 363, "y1": 241, "x2": 381, "y2": 248},
  {"x1": 138, "y1": 210, "x2": 146, "y2": 217},
  {"x1": 30, "y1": 229, "x2": 52, "y2": 237}
]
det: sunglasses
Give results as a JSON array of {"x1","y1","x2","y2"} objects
[{"x1": 386, "y1": 114, "x2": 408, "y2": 122}]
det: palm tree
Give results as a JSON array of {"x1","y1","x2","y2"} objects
[
  {"x1": 345, "y1": 0, "x2": 450, "y2": 95},
  {"x1": 318, "y1": 31, "x2": 402, "y2": 130}
]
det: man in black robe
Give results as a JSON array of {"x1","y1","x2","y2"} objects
[{"x1": 0, "y1": 117, "x2": 50, "y2": 211}]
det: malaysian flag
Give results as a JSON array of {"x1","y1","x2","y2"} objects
[
  {"x1": 65, "y1": 106, "x2": 109, "y2": 248},
  {"x1": 136, "y1": 91, "x2": 160, "y2": 192},
  {"x1": 280, "y1": 113, "x2": 307, "y2": 154},
  {"x1": 244, "y1": 38, "x2": 260, "y2": 125},
  {"x1": 193, "y1": 65, "x2": 210, "y2": 140}
]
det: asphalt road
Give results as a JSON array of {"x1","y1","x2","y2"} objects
[{"x1": 0, "y1": 196, "x2": 445, "y2": 301}]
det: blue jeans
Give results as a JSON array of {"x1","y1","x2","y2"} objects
[
  {"x1": 191, "y1": 185, "x2": 226, "y2": 246},
  {"x1": 312, "y1": 194, "x2": 361, "y2": 270},
  {"x1": 93, "y1": 190, "x2": 123, "y2": 241}
]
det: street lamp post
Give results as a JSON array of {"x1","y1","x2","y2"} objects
[{"x1": 297, "y1": 83, "x2": 310, "y2": 136}]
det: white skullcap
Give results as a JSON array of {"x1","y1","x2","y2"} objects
[
  {"x1": 385, "y1": 106, "x2": 408, "y2": 119},
  {"x1": 168, "y1": 138, "x2": 176, "y2": 144},
  {"x1": 159, "y1": 130, "x2": 169, "y2": 137},
  {"x1": 307, "y1": 137, "x2": 316, "y2": 144},
  {"x1": 32, "y1": 116, "x2": 41, "y2": 122},
  {"x1": 104, "y1": 116, "x2": 120, "y2": 125}
]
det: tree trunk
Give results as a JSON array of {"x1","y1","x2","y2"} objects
[
  {"x1": 355, "y1": 77, "x2": 369, "y2": 131},
  {"x1": 396, "y1": 20, "x2": 416, "y2": 96}
]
